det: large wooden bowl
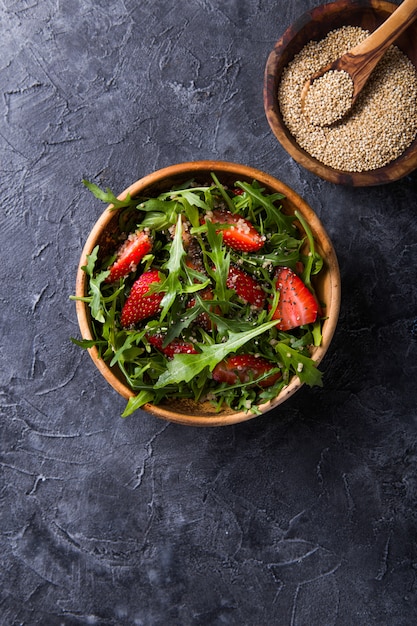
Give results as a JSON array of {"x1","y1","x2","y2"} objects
[
  {"x1": 75, "y1": 161, "x2": 341, "y2": 426},
  {"x1": 264, "y1": 0, "x2": 417, "y2": 186}
]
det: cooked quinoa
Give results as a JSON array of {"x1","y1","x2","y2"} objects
[{"x1": 277, "y1": 26, "x2": 417, "y2": 172}]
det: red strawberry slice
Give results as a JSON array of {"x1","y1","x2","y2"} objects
[
  {"x1": 120, "y1": 270, "x2": 164, "y2": 327},
  {"x1": 146, "y1": 333, "x2": 198, "y2": 358},
  {"x1": 106, "y1": 230, "x2": 152, "y2": 283},
  {"x1": 212, "y1": 355, "x2": 281, "y2": 388},
  {"x1": 226, "y1": 265, "x2": 266, "y2": 309},
  {"x1": 210, "y1": 210, "x2": 264, "y2": 253},
  {"x1": 270, "y1": 266, "x2": 318, "y2": 331}
]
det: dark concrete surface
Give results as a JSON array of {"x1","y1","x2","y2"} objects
[{"x1": 1, "y1": 1, "x2": 417, "y2": 624}]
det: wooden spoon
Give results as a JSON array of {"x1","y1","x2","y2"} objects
[{"x1": 300, "y1": 0, "x2": 417, "y2": 124}]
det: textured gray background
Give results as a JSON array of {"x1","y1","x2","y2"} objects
[{"x1": 1, "y1": 1, "x2": 417, "y2": 625}]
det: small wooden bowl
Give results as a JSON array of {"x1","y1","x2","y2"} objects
[
  {"x1": 75, "y1": 161, "x2": 341, "y2": 426},
  {"x1": 264, "y1": 0, "x2": 417, "y2": 186}
]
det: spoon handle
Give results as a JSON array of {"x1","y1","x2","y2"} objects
[{"x1": 338, "y1": 0, "x2": 417, "y2": 100}]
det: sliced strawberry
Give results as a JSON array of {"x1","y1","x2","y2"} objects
[
  {"x1": 120, "y1": 270, "x2": 164, "y2": 327},
  {"x1": 212, "y1": 355, "x2": 281, "y2": 388},
  {"x1": 106, "y1": 230, "x2": 152, "y2": 283},
  {"x1": 270, "y1": 266, "x2": 318, "y2": 331},
  {"x1": 146, "y1": 333, "x2": 198, "y2": 358},
  {"x1": 226, "y1": 265, "x2": 266, "y2": 309},
  {"x1": 209, "y1": 210, "x2": 264, "y2": 253}
]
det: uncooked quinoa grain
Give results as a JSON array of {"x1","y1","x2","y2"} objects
[
  {"x1": 278, "y1": 26, "x2": 417, "y2": 172},
  {"x1": 303, "y1": 69, "x2": 354, "y2": 126}
]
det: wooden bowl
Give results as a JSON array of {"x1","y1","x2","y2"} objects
[
  {"x1": 75, "y1": 161, "x2": 341, "y2": 426},
  {"x1": 264, "y1": 0, "x2": 417, "y2": 186}
]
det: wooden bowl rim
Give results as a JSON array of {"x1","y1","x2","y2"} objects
[
  {"x1": 263, "y1": 0, "x2": 417, "y2": 186},
  {"x1": 75, "y1": 160, "x2": 341, "y2": 426}
]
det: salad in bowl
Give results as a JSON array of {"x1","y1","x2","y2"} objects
[{"x1": 72, "y1": 161, "x2": 340, "y2": 426}]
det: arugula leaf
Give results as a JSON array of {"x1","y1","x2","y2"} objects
[
  {"x1": 78, "y1": 246, "x2": 110, "y2": 323},
  {"x1": 70, "y1": 337, "x2": 106, "y2": 349},
  {"x1": 109, "y1": 331, "x2": 145, "y2": 367},
  {"x1": 158, "y1": 187, "x2": 211, "y2": 211},
  {"x1": 122, "y1": 391, "x2": 155, "y2": 417},
  {"x1": 83, "y1": 180, "x2": 135, "y2": 210},
  {"x1": 311, "y1": 319, "x2": 323, "y2": 348},
  {"x1": 211, "y1": 172, "x2": 235, "y2": 212},
  {"x1": 163, "y1": 302, "x2": 204, "y2": 345},
  {"x1": 158, "y1": 213, "x2": 186, "y2": 319},
  {"x1": 236, "y1": 181, "x2": 293, "y2": 233},
  {"x1": 274, "y1": 343, "x2": 323, "y2": 387},
  {"x1": 154, "y1": 319, "x2": 278, "y2": 387},
  {"x1": 202, "y1": 220, "x2": 231, "y2": 310},
  {"x1": 295, "y1": 210, "x2": 323, "y2": 291},
  {"x1": 136, "y1": 198, "x2": 180, "y2": 231}
]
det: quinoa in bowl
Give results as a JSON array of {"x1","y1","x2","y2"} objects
[{"x1": 264, "y1": 0, "x2": 417, "y2": 186}]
